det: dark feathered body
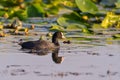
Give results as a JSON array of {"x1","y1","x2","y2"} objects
[
  {"x1": 33, "y1": 40, "x2": 57, "y2": 50},
  {"x1": 21, "y1": 41, "x2": 37, "y2": 49},
  {"x1": 19, "y1": 32, "x2": 65, "y2": 52}
]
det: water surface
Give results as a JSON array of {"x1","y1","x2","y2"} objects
[{"x1": 0, "y1": 18, "x2": 120, "y2": 80}]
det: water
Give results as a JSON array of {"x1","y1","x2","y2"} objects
[{"x1": 0, "y1": 18, "x2": 120, "y2": 80}]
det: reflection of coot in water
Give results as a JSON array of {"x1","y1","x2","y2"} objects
[
  {"x1": 32, "y1": 49, "x2": 50, "y2": 56},
  {"x1": 19, "y1": 31, "x2": 65, "y2": 54},
  {"x1": 52, "y1": 48, "x2": 64, "y2": 64}
]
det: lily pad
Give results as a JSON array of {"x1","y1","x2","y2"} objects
[
  {"x1": 57, "y1": 16, "x2": 87, "y2": 30},
  {"x1": 27, "y1": 3, "x2": 45, "y2": 17},
  {"x1": 75, "y1": 0, "x2": 98, "y2": 14},
  {"x1": 49, "y1": 24, "x2": 64, "y2": 31},
  {"x1": 115, "y1": 0, "x2": 120, "y2": 8},
  {"x1": 47, "y1": 5, "x2": 59, "y2": 15},
  {"x1": 112, "y1": 33, "x2": 120, "y2": 38}
]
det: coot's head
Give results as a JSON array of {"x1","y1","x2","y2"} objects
[
  {"x1": 53, "y1": 32, "x2": 65, "y2": 39},
  {"x1": 52, "y1": 31, "x2": 66, "y2": 46}
]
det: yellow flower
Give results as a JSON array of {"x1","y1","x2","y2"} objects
[{"x1": 82, "y1": 15, "x2": 88, "y2": 20}]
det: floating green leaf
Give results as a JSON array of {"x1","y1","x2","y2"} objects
[
  {"x1": 49, "y1": 24, "x2": 64, "y2": 31},
  {"x1": 114, "y1": 34, "x2": 120, "y2": 38},
  {"x1": 75, "y1": 0, "x2": 98, "y2": 14},
  {"x1": 57, "y1": 12, "x2": 85, "y2": 28},
  {"x1": 57, "y1": 16, "x2": 91, "y2": 33},
  {"x1": 47, "y1": 6, "x2": 59, "y2": 15},
  {"x1": 115, "y1": 0, "x2": 120, "y2": 8},
  {"x1": 27, "y1": 3, "x2": 45, "y2": 17},
  {"x1": 67, "y1": 24, "x2": 82, "y2": 29},
  {"x1": 57, "y1": 16, "x2": 87, "y2": 29},
  {"x1": 9, "y1": 10, "x2": 28, "y2": 20}
]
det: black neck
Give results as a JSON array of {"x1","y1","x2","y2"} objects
[{"x1": 52, "y1": 34, "x2": 60, "y2": 46}]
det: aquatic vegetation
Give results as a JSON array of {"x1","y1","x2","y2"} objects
[
  {"x1": 1, "y1": 0, "x2": 120, "y2": 38},
  {"x1": 49, "y1": 24, "x2": 64, "y2": 31},
  {"x1": 75, "y1": 0, "x2": 98, "y2": 14},
  {"x1": 101, "y1": 12, "x2": 120, "y2": 28},
  {"x1": 0, "y1": 0, "x2": 76, "y2": 20}
]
